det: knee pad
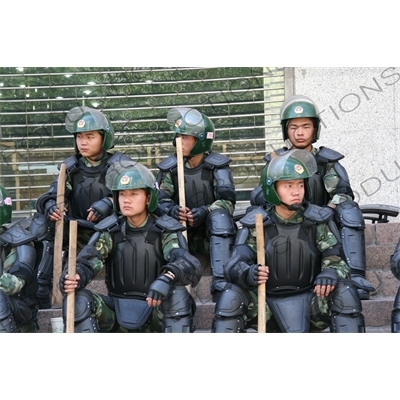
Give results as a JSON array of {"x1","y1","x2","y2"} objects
[
  {"x1": 62, "y1": 289, "x2": 98, "y2": 333},
  {"x1": 162, "y1": 286, "x2": 196, "y2": 333},
  {"x1": 212, "y1": 284, "x2": 250, "y2": 333},
  {"x1": 330, "y1": 279, "x2": 365, "y2": 333},
  {"x1": 0, "y1": 291, "x2": 17, "y2": 333}
]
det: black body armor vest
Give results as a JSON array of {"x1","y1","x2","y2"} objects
[
  {"x1": 263, "y1": 214, "x2": 321, "y2": 296},
  {"x1": 105, "y1": 217, "x2": 165, "y2": 297}
]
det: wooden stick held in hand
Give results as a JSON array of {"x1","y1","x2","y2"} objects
[
  {"x1": 256, "y1": 213, "x2": 266, "y2": 333},
  {"x1": 52, "y1": 163, "x2": 66, "y2": 308},
  {"x1": 66, "y1": 220, "x2": 78, "y2": 333},
  {"x1": 176, "y1": 136, "x2": 187, "y2": 241}
]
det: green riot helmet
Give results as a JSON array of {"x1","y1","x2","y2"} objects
[
  {"x1": 110, "y1": 163, "x2": 159, "y2": 213},
  {"x1": 280, "y1": 95, "x2": 321, "y2": 143},
  {"x1": 261, "y1": 149, "x2": 317, "y2": 206},
  {"x1": 65, "y1": 106, "x2": 115, "y2": 152},
  {"x1": 0, "y1": 185, "x2": 12, "y2": 226},
  {"x1": 168, "y1": 107, "x2": 215, "y2": 156}
]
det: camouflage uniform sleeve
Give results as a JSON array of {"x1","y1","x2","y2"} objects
[
  {"x1": 324, "y1": 162, "x2": 353, "y2": 205},
  {"x1": 0, "y1": 249, "x2": 26, "y2": 295},
  {"x1": 208, "y1": 199, "x2": 235, "y2": 214},
  {"x1": 316, "y1": 223, "x2": 350, "y2": 279},
  {"x1": 159, "y1": 171, "x2": 175, "y2": 199},
  {"x1": 81, "y1": 231, "x2": 113, "y2": 276},
  {"x1": 161, "y1": 231, "x2": 181, "y2": 261}
]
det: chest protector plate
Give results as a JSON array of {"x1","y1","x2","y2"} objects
[
  {"x1": 265, "y1": 218, "x2": 321, "y2": 296},
  {"x1": 106, "y1": 218, "x2": 165, "y2": 297},
  {"x1": 68, "y1": 157, "x2": 111, "y2": 220},
  {"x1": 172, "y1": 161, "x2": 215, "y2": 210}
]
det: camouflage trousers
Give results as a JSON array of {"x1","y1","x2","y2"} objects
[
  {"x1": 246, "y1": 291, "x2": 332, "y2": 333},
  {"x1": 187, "y1": 227, "x2": 210, "y2": 256},
  {"x1": 92, "y1": 293, "x2": 163, "y2": 333}
]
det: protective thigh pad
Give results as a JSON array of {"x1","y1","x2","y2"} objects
[
  {"x1": 0, "y1": 291, "x2": 17, "y2": 333},
  {"x1": 208, "y1": 210, "x2": 236, "y2": 278},
  {"x1": 330, "y1": 279, "x2": 362, "y2": 314},
  {"x1": 335, "y1": 201, "x2": 366, "y2": 273},
  {"x1": 267, "y1": 291, "x2": 313, "y2": 333}
]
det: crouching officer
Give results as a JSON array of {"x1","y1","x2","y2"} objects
[
  {"x1": 212, "y1": 149, "x2": 365, "y2": 333},
  {"x1": 60, "y1": 162, "x2": 202, "y2": 333},
  {"x1": 0, "y1": 185, "x2": 38, "y2": 333}
]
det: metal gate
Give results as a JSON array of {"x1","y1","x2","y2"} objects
[{"x1": 0, "y1": 67, "x2": 285, "y2": 218}]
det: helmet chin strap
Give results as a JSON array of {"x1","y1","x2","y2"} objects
[{"x1": 280, "y1": 201, "x2": 305, "y2": 211}]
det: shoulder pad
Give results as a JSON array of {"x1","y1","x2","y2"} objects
[
  {"x1": 263, "y1": 147, "x2": 288, "y2": 162},
  {"x1": 106, "y1": 152, "x2": 134, "y2": 167},
  {"x1": 240, "y1": 206, "x2": 270, "y2": 228},
  {"x1": 157, "y1": 155, "x2": 177, "y2": 171},
  {"x1": 154, "y1": 214, "x2": 186, "y2": 233},
  {"x1": 94, "y1": 214, "x2": 120, "y2": 233},
  {"x1": 316, "y1": 146, "x2": 344, "y2": 163},
  {"x1": 0, "y1": 223, "x2": 36, "y2": 246},
  {"x1": 303, "y1": 204, "x2": 334, "y2": 223},
  {"x1": 62, "y1": 155, "x2": 79, "y2": 172},
  {"x1": 204, "y1": 152, "x2": 231, "y2": 168}
]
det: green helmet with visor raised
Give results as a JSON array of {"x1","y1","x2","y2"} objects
[
  {"x1": 110, "y1": 163, "x2": 159, "y2": 213},
  {"x1": 261, "y1": 149, "x2": 317, "y2": 206},
  {"x1": 280, "y1": 95, "x2": 321, "y2": 143},
  {"x1": 0, "y1": 185, "x2": 12, "y2": 226},
  {"x1": 168, "y1": 107, "x2": 215, "y2": 156},
  {"x1": 65, "y1": 106, "x2": 115, "y2": 152}
]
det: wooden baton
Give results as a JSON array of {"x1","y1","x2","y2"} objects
[
  {"x1": 256, "y1": 213, "x2": 266, "y2": 333},
  {"x1": 66, "y1": 220, "x2": 78, "y2": 333},
  {"x1": 51, "y1": 163, "x2": 66, "y2": 308}
]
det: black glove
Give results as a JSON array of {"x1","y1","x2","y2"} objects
[
  {"x1": 191, "y1": 206, "x2": 209, "y2": 227},
  {"x1": 245, "y1": 264, "x2": 260, "y2": 288},
  {"x1": 89, "y1": 197, "x2": 113, "y2": 220},
  {"x1": 44, "y1": 199, "x2": 58, "y2": 219},
  {"x1": 147, "y1": 274, "x2": 173, "y2": 302},
  {"x1": 167, "y1": 204, "x2": 181, "y2": 220},
  {"x1": 314, "y1": 268, "x2": 338, "y2": 287}
]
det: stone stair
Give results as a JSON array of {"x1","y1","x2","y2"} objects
[{"x1": 37, "y1": 221, "x2": 400, "y2": 333}]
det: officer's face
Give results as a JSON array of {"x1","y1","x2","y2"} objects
[
  {"x1": 118, "y1": 189, "x2": 149, "y2": 222},
  {"x1": 177, "y1": 134, "x2": 197, "y2": 156},
  {"x1": 76, "y1": 130, "x2": 103, "y2": 160},
  {"x1": 276, "y1": 179, "x2": 305, "y2": 206},
  {"x1": 286, "y1": 118, "x2": 314, "y2": 151}
]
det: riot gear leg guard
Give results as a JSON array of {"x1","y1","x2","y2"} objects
[
  {"x1": 391, "y1": 287, "x2": 400, "y2": 333},
  {"x1": 62, "y1": 289, "x2": 99, "y2": 333},
  {"x1": 335, "y1": 201, "x2": 374, "y2": 300},
  {"x1": 330, "y1": 279, "x2": 365, "y2": 333},
  {"x1": 208, "y1": 209, "x2": 236, "y2": 302},
  {"x1": 161, "y1": 286, "x2": 196, "y2": 333},
  {"x1": 0, "y1": 290, "x2": 17, "y2": 333},
  {"x1": 212, "y1": 284, "x2": 250, "y2": 333}
]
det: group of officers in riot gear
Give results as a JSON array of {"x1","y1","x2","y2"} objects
[{"x1": 1, "y1": 94, "x2": 399, "y2": 333}]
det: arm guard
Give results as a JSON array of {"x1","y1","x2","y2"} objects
[
  {"x1": 214, "y1": 167, "x2": 236, "y2": 204},
  {"x1": 8, "y1": 244, "x2": 36, "y2": 285},
  {"x1": 160, "y1": 248, "x2": 202, "y2": 287},
  {"x1": 224, "y1": 254, "x2": 256, "y2": 290},
  {"x1": 73, "y1": 245, "x2": 101, "y2": 287}
]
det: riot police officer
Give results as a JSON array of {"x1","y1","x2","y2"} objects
[
  {"x1": 34, "y1": 106, "x2": 134, "y2": 309},
  {"x1": 155, "y1": 107, "x2": 237, "y2": 302},
  {"x1": 250, "y1": 95, "x2": 374, "y2": 300},
  {"x1": 212, "y1": 149, "x2": 365, "y2": 333},
  {"x1": 0, "y1": 185, "x2": 38, "y2": 333},
  {"x1": 60, "y1": 163, "x2": 202, "y2": 332}
]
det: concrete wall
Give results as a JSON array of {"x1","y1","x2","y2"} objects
[{"x1": 292, "y1": 67, "x2": 400, "y2": 219}]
